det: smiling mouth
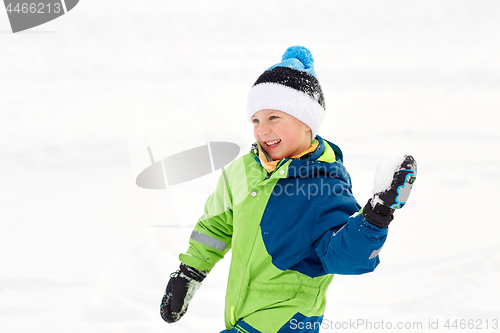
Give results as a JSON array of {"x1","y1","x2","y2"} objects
[{"x1": 265, "y1": 139, "x2": 281, "y2": 147}]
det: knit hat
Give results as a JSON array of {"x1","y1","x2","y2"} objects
[{"x1": 247, "y1": 46, "x2": 326, "y2": 139}]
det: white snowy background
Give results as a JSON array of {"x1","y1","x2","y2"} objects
[{"x1": 1, "y1": 1, "x2": 499, "y2": 332}]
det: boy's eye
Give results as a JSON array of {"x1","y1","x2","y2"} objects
[
  {"x1": 252, "y1": 119, "x2": 259, "y2": 124},
  {"x1": 269, "y1": 116, "x2": 278, "y2": 120}
]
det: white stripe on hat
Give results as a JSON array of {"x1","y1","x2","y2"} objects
[{"x1": 247, "y1": 83, "x2": 325, "y2": 139}]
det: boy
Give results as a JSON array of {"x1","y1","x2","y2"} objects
[{"x1": 160, "y1": 46, "x2": 417, "y2": 333}]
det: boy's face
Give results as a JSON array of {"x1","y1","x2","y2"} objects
[{"x1": 252, "y1": 109, "x2": 312, "y2": 161}]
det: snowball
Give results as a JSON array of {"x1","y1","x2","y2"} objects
[{"x1": 372, "y1": 155, "x2": 406, "y2": 194}]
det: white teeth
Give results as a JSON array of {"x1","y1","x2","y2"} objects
[{"x1": 266, "y1": 139, "x2": 281, "y2": 146}]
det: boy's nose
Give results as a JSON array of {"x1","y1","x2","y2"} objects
[{"x1": 257, "y1": 124, "x2": 271, "y2": 137}]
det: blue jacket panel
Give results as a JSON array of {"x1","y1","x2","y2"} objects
[
  {"x1": 314, "y1": 212, "x2": 387, "y2": 275},
  {"x1": 260, "y1": 136, "x2": 388, "y2": 277}
]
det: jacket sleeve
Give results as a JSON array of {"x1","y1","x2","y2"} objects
[
  {"x1": 314, "y1": 178, "x2": 388, "y2": 275},
  {"x1": 179, "y1": 169, "x2": 233, "y2": 273}
]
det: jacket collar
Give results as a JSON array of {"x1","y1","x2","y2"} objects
[{"x1": 250, "y1": 135, "x2": 343, "y2": 172}]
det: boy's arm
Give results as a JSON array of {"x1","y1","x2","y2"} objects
[
  {"x1": 315, "y1": 156, "x2": 417, "y2": 275},
  {"x1": 161, "y1": 169, "x2": 234, "y2": 324},
  {"x1": 314, "y1": 209, "x2": 388, "y2": 275},
  {"x1": 313, "y1": 178, "x2": 388, "y2": 275},
  {"x1": 179, "y1": 169, "x2": 234, "y2": 272}
]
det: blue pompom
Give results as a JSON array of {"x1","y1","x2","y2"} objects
[{"x1": 281, "y1": 46, "x2": 314, "y2": 69}]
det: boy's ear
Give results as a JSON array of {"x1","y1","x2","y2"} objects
[
  {"x1": 305, "y1": 125, "x2": 312, "y2": 141},
  {"x1": 301, "y1": 121, "x2": 311, "y2": 132}
]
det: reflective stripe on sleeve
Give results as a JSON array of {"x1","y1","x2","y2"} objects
[
  {"x1": 190, "y1": 230, "x2": 228, "y2": 251},
  {"x1": 369, "y1": 246, "x2": 383, "y2": 259}
]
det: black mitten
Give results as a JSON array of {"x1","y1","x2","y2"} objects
[
  {"x1": 160, "y1": 263, "x2": 207, "y2": 323},
  {"x1": 363, "y1": 155, "x2": 417, "y2": 228}
]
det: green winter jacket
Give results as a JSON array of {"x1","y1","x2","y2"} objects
[{"x1": 179, "y1": 136, "x2": 388, "y2": 332}]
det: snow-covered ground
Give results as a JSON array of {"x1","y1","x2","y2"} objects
[{"x1": 1, "y1": 1, "x2": 499, "y2": 332}]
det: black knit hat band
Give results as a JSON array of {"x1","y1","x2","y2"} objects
[{"x1": 253, "y1": 67, "x2": 325, "y2": 109}]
